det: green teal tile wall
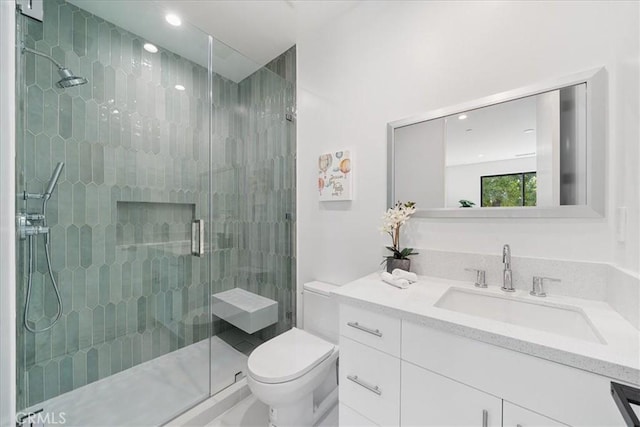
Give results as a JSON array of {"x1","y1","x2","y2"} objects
[
  {"x1": 235, "y1": 47, "x2": 296, "y2": 342},
  {"x1": 17, "y1": 0, "x2": 213, "y2": 407},
  {"x1": 17, "y1": 0, "x2": 295, "y2": 410}
]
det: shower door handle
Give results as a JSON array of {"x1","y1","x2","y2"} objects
[{"x1": 191, "y1": 219, "x2": 204, "y2": 257}]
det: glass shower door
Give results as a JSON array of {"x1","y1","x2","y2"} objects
[
  {"x1": 15, "y1": 1, "x2": 213, "y2": 424},
  {"x1": 208, "y1": 46, "x2": 297, "y2": 396}
]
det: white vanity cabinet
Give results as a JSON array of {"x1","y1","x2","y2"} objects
[
  {"x1": 401, "y1": 361, "x2": 501, "y2": 427},
  {"x1": 402, "y1": 320, "x2": 622, "y2": 426},
  {"x1": 338, "y1": 305, "x2": 401, "y2": 426},
  {"x1": 502, "y1": 402, "x2": 568, "y2": 427},
  {"x1": 337, "y1": 302, "x2": 626, "y2": 427}
]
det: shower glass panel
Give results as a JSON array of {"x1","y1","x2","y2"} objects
[
  {"x1": 209, "y1": 46, "x2": 297, "y2": 392},
  {"x1": 15, "y1": 0, "x2": 296, "y2": 424},
  {"x1": 16, "y1": 1, "x2": 213, "y2": 424}
]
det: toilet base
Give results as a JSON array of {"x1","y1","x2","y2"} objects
[{"x1": 268, "y1": 393, "x2": 313, "y2": 427}]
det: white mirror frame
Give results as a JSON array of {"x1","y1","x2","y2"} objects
[{"x1": 387, "y1": 67, "x2": 607, "y2": 218}]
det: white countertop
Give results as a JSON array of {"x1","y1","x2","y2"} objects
[{"x1": 332, "y1": 273, "x2": 640, "y2": 385}]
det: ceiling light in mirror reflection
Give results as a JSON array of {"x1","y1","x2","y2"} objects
[
  {"x1": 446, "y1": 95, "x2": 537, "y2": 166},
  {"x1": 175, "y1": 84, "x2": 186, "y2": 91},
  {"x1": 143, "y1": 43, "x2": 158, "y2": 53},
  {"x1": 165, "y1": 13, "x2": 182, "y2": 26}
]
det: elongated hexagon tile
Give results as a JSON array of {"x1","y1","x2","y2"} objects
[
  {"x1": 65, "y1": 225, "x2": 79, "y2": 270},
  {"x1": 27, "y1": 85, "x2": 44, "y2": 135},
  {"x1": 72, "y1": 10, "x2": 87, "y2": 57},
  {"x1": 85, "y1": 264, "x2": 99, "y2": 309}
]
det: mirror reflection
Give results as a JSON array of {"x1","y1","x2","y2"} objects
[{"x1": 393, "y1": 83, "x2": 587, "y2": 210}]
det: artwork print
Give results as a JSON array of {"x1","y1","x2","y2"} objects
[{"x1": 318, "y1": 150, "x2": 352, "y2": 201}]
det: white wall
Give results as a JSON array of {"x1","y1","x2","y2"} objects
[
  {"x1": 297, "y1": 1, "x2": 640, "y2": 289},
  {"x1": 394, "y1": 119, "x2": 444, "y2": 208},
  {"x1": 445, "y1": 157, "x2": 536, "y2": 208},
  {"x1": 0, "y1": 2, "x2": 16, "y2": 426}
]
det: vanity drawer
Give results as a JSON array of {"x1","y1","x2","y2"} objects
[
  {"x1": 339, "y1": 403, "x2": 379, "y2": 426},
  {"x1": 339, "y1": 336, "x2": 400, "y2": 426},
  {"x1": 340, "y1": 304, "x2": 401, "y2": 357}
]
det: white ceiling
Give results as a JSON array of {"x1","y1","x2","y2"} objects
[
  {"x1": 445, "y1": 95, "x2": 538, "y2": 166},
  {"x1": 156, "y1": 0, "x2": 360, "y2": 66},
  {"x1": 69, "y1": 0, "x2": 359, "y2": 82}
]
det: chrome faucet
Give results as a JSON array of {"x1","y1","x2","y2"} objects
[{"x1": 501, "y1": 244, "x2": 515, "y2": 292}]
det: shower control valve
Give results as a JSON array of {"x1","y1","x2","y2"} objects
[{"x1": 17, "y1": 213, "x2": 49, "y2": 240}]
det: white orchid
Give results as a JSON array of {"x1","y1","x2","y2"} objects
[{"x1": 380, "y1": 201, "x2": 418, "y2": 260}]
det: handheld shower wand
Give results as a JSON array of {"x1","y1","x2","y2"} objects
[
  {"x1": 23, "y1": 162, "x2": 65, "y2": 333},
  {"x1": 44, "y1": 162, "x2": 64, "y2": 200}
]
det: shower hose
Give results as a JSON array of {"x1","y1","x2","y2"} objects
[{"x1": 23, "y1": 197, "x2": 63, "y2": 333}]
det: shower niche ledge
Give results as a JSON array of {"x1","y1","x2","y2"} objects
[
  {"x1": 116, "y1": 201, "x2": 196, "y2": 255},
  {"x1": 211, "y1": 288, "x2": 278, "y2": 334}
]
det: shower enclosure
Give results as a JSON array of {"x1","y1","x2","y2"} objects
[{"x1": 14, "y1": 0, "x2": 296, "y2": 425}]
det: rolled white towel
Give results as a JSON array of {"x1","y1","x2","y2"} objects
[
  {"x1": 392, "y1": 268, "x2": 418, "y2": 283},
  {"x1": 381, "y1": 272, "x2": 410, "y2": 289}
]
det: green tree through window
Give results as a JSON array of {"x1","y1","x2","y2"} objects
[{"x1": 481, "y1": 172, "x2": 537, "y2": 207}]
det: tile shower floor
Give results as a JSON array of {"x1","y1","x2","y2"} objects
[{"x1": 23, "y1": 332, "x2": 260, "y2": 427}]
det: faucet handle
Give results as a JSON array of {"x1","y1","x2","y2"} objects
[
  {"x1": 465, "y1": 268, "x2": 487, "y2": 288},
  {"x1": 530, "y1": 276, "x2": 561, "y2": 297}
]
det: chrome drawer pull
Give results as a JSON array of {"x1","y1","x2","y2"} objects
[
  {"x1": 482, "y1": 409, "x2": 488, "y2": 427},
  {"x1": 347, "y1": 321, "x2": 382, "y2": 337},
  {"x1": 347, "y1": 375, "x2": 382, "y2": 396}
]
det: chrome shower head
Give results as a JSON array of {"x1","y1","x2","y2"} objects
[
  {"x1": 22, "y1": 47, "x2": 88, "y2": 89},
  {"x1": 56, "y1": 67, "x2": 88, "y2": 88},
  {"x1": 44, "y1": 162, "x2": 64, "y2": 200}
]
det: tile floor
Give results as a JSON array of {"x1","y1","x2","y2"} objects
[{"x1": 205, "y1": 395, "x2": 338, "y2": 427}]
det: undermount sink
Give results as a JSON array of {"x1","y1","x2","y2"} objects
[{"x1": 435, "y1": 288, "x2": 605, "y2": 344}]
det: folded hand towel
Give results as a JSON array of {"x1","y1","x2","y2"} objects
[
  {"x1": 381, "y1": 272, "x2": 410, "y2": 289},
  {"x1": 392, "y1": 269, "x2": 418, "y2": 283}
]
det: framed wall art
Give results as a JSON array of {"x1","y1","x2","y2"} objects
[{"x1": 318, "y1": 150, "x2": 352, "y2": 201}]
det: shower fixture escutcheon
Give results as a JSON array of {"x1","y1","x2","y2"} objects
[{"x1": 16, "y1": 214, "x2": 49, "y2": 240}]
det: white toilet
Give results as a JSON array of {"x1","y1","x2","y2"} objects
[{"x1": 247, "y1": 281, "x2": 339, "y2": 427}]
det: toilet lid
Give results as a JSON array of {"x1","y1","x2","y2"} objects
[{"x1": 248, "y1": 328, "x2": 335, "y2": 384}]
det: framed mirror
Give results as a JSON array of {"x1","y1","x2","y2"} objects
[{"x1": 387, "y1": 68, "x2": 606, "y2": 218}]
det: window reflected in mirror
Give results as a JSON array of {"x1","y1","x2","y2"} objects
[{"x1": 480, "y1": 172, "x2": 537, "y2": 207}]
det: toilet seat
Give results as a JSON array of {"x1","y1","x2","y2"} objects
[{"x1": 248, "y1": 328, "x2": 335, "y2": 384}]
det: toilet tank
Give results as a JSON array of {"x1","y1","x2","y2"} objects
[{"x1": 302, "y1": 281, "x2": 339, "y2": 344}]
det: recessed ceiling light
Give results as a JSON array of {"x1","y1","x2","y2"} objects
[
  {"x1": 175, "y1": 84, "x2": 185, "y2": 91},
  {"x1": 524, "y1": 128, "x2": 535, "y2": 134},
  {"x1": 143, "y1": 43, "x2": 158, "y2": 53},
  {"x1": 458, "y1": 114, "x2": 467, "y2": 120},
  {"x1": 165, "y1": 13, "x2": 182, "y2": 26}
]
